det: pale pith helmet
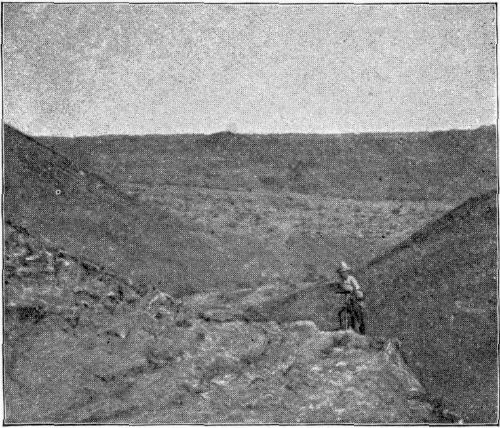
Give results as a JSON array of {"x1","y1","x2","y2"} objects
[{"x1": 337, "y1": 261, "x2": 351, "y2": 273}]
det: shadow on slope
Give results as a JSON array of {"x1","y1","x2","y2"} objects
[
  {"x1": 3, "y1": 124, "x2": 231, "y2": 295},
  {"x1": 360, "y1": 189, "x2": 498, "y2": 423}
]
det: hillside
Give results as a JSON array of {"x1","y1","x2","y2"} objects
[
  {"x1": 41, "y1": 125, "x2": 496, "y2": 202},
  {"x1": 3, "y1": 124, "x2": 236, "y2": 294},
  {"x1": 258, "y1": 190, "x2": 497, "y2": 422},
  {"x1": 4, "y1": 214, "x2": 443, "y2": 424},
  {"x1": 361, "y1": 190, "x2": 498, "y2": 423}
]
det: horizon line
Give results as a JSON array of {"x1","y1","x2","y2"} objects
[{"x1": 4, "y1": 122, "x2": 497, "y2": 140}]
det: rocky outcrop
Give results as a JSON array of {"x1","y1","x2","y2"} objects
[
  {"x1": 4, "y1": 220, "x2": 140, "y2": 326},
  {"x1": 4, "y1": 223, "x2": 439, "y2": 424},
  {"x1": 5, "y1": 304, "x2": 437, "y2": 424}
]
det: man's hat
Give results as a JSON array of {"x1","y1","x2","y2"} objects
[{"x1": 337, "y1": 261, "x2": 351, "y2": 273}]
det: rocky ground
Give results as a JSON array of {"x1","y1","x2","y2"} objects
[{"x1": 4, "y1": 221, "x2": 444, "y2": 424}]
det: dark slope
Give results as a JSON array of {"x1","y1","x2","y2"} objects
[
  {"x1": 359, "y1": 190, "x2": 498, "y2": 423},
  {"x1": 3, "y1": 124, "x2": 230, "y2": 293},
  {"x1": 257, "y1": 191, "x2": 497, "y2": 422}
]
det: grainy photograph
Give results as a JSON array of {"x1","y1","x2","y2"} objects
[{"x1": 2, "y1": 2, "x2": 498, "y2": 424}]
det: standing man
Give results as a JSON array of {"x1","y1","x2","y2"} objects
[{"x1": 331, "y1": 261, "x2": 366, "y2": 335}]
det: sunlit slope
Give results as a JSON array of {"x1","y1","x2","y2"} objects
[
  {"x1": 361, "y1": 190, "x2": 497, "y2": 422},
  {"x1": 3, "y1": 124, "x2": 230, "y2": 292}
]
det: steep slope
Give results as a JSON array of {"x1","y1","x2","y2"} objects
[
  {"x1": 256, "y1": 190, "x2": 497, "y2": 422},
  {"x1": 4, "y1": 219, "x2": 141, "y2": 316},
  {"x1": 360, "y1": 190, "x2": 498, "y2": 423},
  {"x1": 3, "y1": 124, "x2": 232, "y2": 294}
]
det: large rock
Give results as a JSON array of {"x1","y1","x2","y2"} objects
[{"x1": 4, "y1": 300, "x2": 437, "y2": 424}]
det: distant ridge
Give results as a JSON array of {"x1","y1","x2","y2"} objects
[
  {"x1": 34, "y1": 123, "x2": 496, "y2": 139},
  {"x1": 194, "y1": 131, "x2": 256, "y2": 153},
  {"x1": 3, "y1": 124, "x2": 231, "y2": 294},
  {"x1": 43, "y1": 125, "x2": 497, "y2": 202}
]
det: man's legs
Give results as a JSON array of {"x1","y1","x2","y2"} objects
[
  {"x1": 338, "y1": 307, "x2": 349, "y2": 330},
  {"x1": 338, "y1": 307, "x2": 345, "y2": 329},
  {"x1": 353, "y1": 303, "x2": 366, "y2": 335},
  {"x1": 357, "y1": 311, "x2": 366, "y2": 335}
]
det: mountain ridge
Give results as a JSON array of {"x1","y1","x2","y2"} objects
[
  {"x1": 40, "y1": 124, "x2": 496, "y2": 202},
  {"x1": 31, "y1": 123, "x2": 496, "y2": 139}
]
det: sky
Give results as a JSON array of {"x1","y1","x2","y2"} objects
[{"x1": 2, "y1": 3, "x2": 497, "y2": 136}]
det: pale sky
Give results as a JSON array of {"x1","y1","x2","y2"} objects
[{"x1": 2, "y1": 3, "x2": 497, "y2": 136}]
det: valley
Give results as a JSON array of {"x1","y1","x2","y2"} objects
[{"x1": 3, "y1": 124, "x2": 497, "y2": 423}]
